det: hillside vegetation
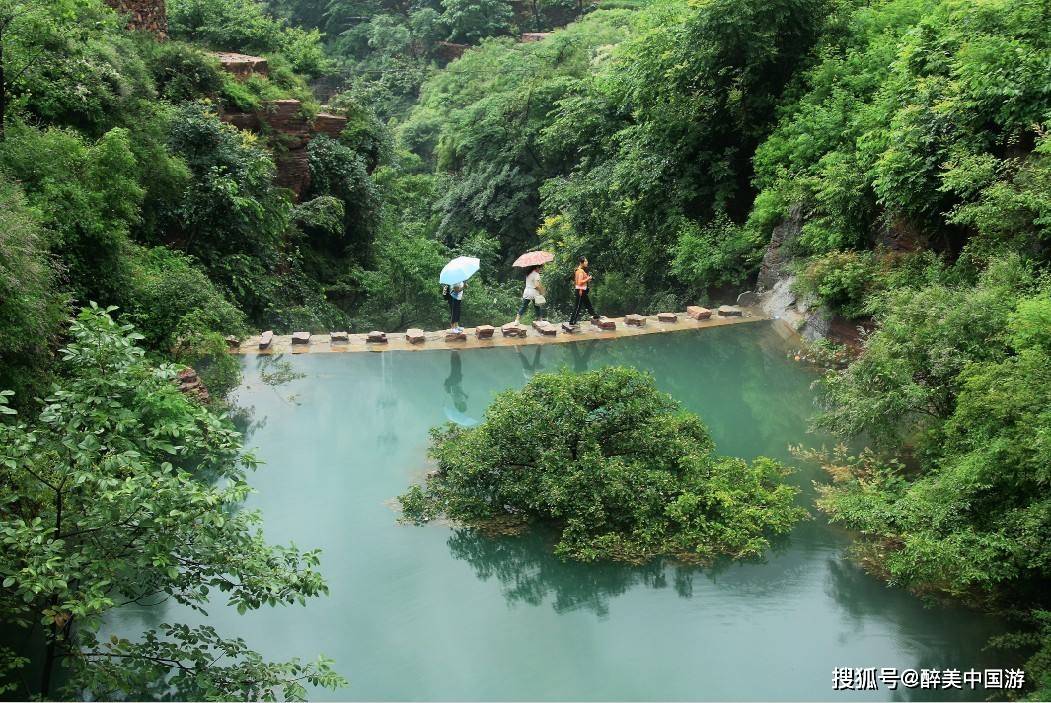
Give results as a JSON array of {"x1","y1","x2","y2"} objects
[{"x1": 1, "y1": 0, "x2": 1049, "y2": 697}]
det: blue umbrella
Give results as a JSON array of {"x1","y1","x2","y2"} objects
[
  {"x1": 439, "y1": 256, "x2": 480, "y2": 285},
  {"x1": 444, "y1": 406, "x2": 480, "y2": 427}
]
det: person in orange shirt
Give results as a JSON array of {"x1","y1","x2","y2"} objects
[{"x1": 569, "y1": 256, "x2": 599, "y2": 325}]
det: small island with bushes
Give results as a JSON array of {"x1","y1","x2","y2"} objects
[{"x1": 399, "y1": 367, "x2": 808, "y2": 564}]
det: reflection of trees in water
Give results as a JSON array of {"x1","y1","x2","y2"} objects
[
  {"x1": 446, "y1": 528, "x2": 707, "y2": 616},
  {"x1": 823, "y1": 555, "x2": 1020, "y2": 702}
]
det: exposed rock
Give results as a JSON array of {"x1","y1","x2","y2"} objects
[
  {"x1": 757, "y1": 203, "x2": 803, "y2": 293},
  {"x1": 594, "y1": 317, "x2": 616, "y2": 330},
  {"x1": 330, "y1": 331, "x2": 350, "y2": 343},
  {"x1": 225, "y1": 335, "x2": 241, "y2": 348},
  {"x1": 312, "y1": 113, "x2": 348, "y2": 139},
  {"x1": 736, "y1": 291, "x2": 759, "y2": 307},
  {"x1": 686, "y1": 306, "x2": 712, "y2": 320},
  {"x1": 367, "y1": 331, "x2": 388, "y2": 343},
  {"x1": 258, "y1": 330, "x2": 274, "y2": 349},
  {"x1": 561, "y1": 322, "x2": 578, "y2": 333},
  {"x1": 104, "y1": 0, "x2": 167, "y2": 38},
  {"x1": 175, "y1": 366, "x2": 210, "y2": 404},
  {"x1": 625, "y1": 314, "x2": 646, "y2": 327},
  {"x1": 535, "y1": 322, "x2": 557, "y2": 336},
  {"x1": 219, "y1": 100, "x2": 348, "y2": 201},
  {"x1": 213, "y1": 52, "x2": 268, "y2": 80},
  {"x1": 434, "y1": 41, "x2": 469, "y2": 63},
  {"x1": 657, "y1": 312, "x2": 677, "y2": 323},
  {"x1": 220, "y1": 112, "x2": 261, "y2": 132},
  {"x1": 475, "y1": 325, "x2": 495, "y2": 339},
  {"x1": 406, "y1": 328, "x2": 426, "y2": 344},
  {"x1": 520, "y1": 32, "x2": 552, "y2": 42},
  {"x1": 445, "y1": 330, "x2": 467, "y2": 342},
  {"x1": 291, "y1": 331, "x2": 311, "y2": 345},
  {"x1": 717, "y1": 305, "x2": 742, "y2": 317}
]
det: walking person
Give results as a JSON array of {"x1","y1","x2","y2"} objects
[
  {"x1": 447, "y1": 281, "x2": 465, "y2": 333},
  {"x1": 569, "y1": 256, "x2": 598, "y2": 326},
  {"x1": 514, "y1": 264, "x2": 546, "y2": 324}
]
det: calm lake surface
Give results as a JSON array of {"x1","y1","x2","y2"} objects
[{"x1": 110, "y1": 323, "x2": 1017, "y2": 700}]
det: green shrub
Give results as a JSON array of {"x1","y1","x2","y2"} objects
[{"x1": 399, "y1": 367, "x2": 808, "y2": 563}]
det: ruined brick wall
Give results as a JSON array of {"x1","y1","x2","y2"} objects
[{"x1": 105, "y1": 0, "x2": 168, "y2": 38}]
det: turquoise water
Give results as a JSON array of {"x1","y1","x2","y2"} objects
[{"x1": 110, "y1": 323, "x2": 1017, "y2": 700}]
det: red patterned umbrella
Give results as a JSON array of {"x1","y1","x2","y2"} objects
[{"x1": 512, "y1": 250, "x2": 554, "y2": 267}]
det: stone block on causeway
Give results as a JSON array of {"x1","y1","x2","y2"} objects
[
  {"x1": 329, "y1": 331, "x2": 350, "y2": 343},
  {"x1": 536, "y1": 322, "x2": 557, "y2": 336},
  {"x1": 475, "y1": 325, "x2": 495, "y2": 339},
  {"x1": 225, "y1": 335, "x2": 241, "y2": 347},
  {"x1": 717, "y1": 305, "x2": 743, "y2": 317},
  {"x1": 445, "y1": 330, "x2": 467, "y2": 342},
  {"x1": 291, "y1": 331, "x2": 311, "y2": 345},
  {"x1": 687, "y1": 306, "x2": 712, "y2": 320},
  {"x1": 501, "y1": 323, "x2": 526, "y2": 337},
  {"x1": 594, "y1": 317, "x2": 616, "y2": 330},
  {"x1": 561, "y1": 322, "x2": 578, "y2": 333},
  {"x1": 258, "y1": 330, "x2": 274, "y2": 349},
  {"x1": 406, "y1": 328, "x2": 426, "y2": 344},
  {"x1": 625, "y1": 314, "x2": 646, "y2": 327},
  {"x1": 366, "y1": 331, "x2": 388, "y2": 343},
  {"x1": 657, "y1": 312, "x2": 678, "y2": 323}
]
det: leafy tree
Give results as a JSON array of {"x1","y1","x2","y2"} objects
[
  {"x1": 813, "y1": 255, "x2": 1032, "y2": 450},
  {"x1": 399, "y1": 367, "x2": 807, "y2": 563},
  {"x1": 169, "y1": 0, "x2": 330, "y2": 76},
  {"x1": 0, "y1": 305, "x2": 346, "y2": 699},
  {"x1": 441, "y1": 0, "x2": 514, "y2": 43},
  {"x1": 0, "y1": 122, "x2": 145, "y2": 303},
  {"x1": 0, "y1": 179, "x2": 66, "y2": 405}
]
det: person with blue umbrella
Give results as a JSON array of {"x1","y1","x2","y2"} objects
[{"x1": 440, "y1": 256, "x2": 480, "y2": 333}]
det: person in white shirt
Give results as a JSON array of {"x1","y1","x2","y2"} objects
[{"x1": 513, "y1": 265, "x2": 546, "y2": 324}]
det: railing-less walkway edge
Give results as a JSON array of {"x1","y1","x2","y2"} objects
[{"x1": 231, "y1": 306, "x2": 768, "y2": 355}]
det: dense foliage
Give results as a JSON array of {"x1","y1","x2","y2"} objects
[
  {"x1": 0, "y1": 307, "x2": 344, "y2": 698},
  {"x1": 399, "y1": 367, "x2": 807, "y2": 563},
  {"x1": 2, "y1": 0, "x2": 1051, "y2": 694}
]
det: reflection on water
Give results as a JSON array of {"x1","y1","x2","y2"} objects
[{"x1": 104, "y1": 324, "x2": 1019, "y2": 701}]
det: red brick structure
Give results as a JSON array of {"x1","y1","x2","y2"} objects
[{"x1": 104, "y1": 0, "x2": 168, "y2": 38}]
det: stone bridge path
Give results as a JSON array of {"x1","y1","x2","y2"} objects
[{"x1": 231, "y1": 307, "x2": 767, "y2": 355}]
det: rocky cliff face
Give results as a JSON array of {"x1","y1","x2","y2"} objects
[
  {"x1": 213, "y1": 58, "x2": 348, "y2": 200},
  {"x1": 104, "y1": 0, "x2": 168, "y2": 38},
  {"x1": 755, "y1": 204, "x2": 833, "y2": 342}
]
